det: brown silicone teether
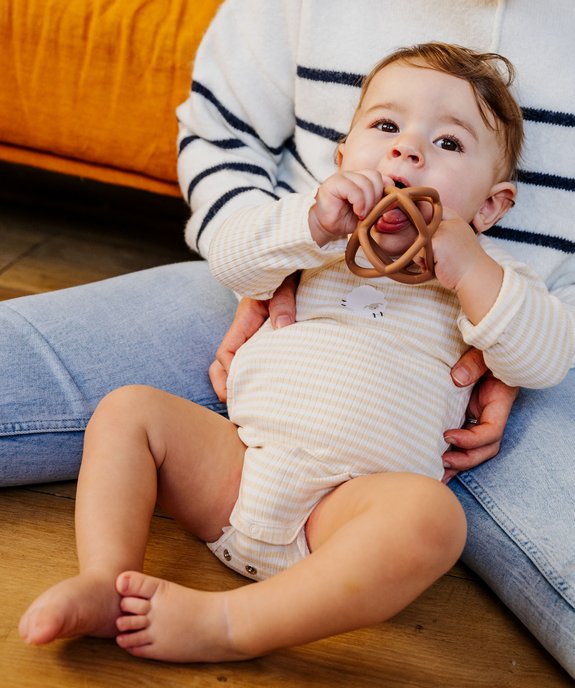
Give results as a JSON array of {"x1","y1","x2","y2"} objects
[{"x1": 345, "y1": 186, "x2": 442, "y2": 284}]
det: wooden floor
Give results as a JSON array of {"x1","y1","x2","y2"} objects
[{"x1": 0, "y1": 171, "x2": 572, "y2": 687}]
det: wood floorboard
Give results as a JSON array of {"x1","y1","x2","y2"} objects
[
  {"x1": 2, "y1": 484, "x2": 570, "y2": 688},
  {"x1": 0, "y1": 187, "x2": 571, "y2": 686},
  {"x1": 0, "y1": 202, "x2": 191, "y2": 295}
]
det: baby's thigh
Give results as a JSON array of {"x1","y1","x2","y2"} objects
[
  {"x1": 306, "y1": 472, "x2": 466, "y2": 560},
  {"x1": 152, "y1": 388, "x2": 246, "y2": 541},
  {"x1": 98, "y1": 384, "x2": 246, "y2": 542}
]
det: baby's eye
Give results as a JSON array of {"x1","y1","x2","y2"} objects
[
  {"x1": 373, "y1": 119, "x2": 398, "y2": 133},
  {"x1": 435, "y1": 135, "x2": 464, "y2": 152}
]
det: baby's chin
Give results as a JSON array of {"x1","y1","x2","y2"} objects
[{"x1": 370, "y1": 228, "x2": 418, "y2": 257}]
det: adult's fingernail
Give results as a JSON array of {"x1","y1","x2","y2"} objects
[
  {"x1": 274, "y1": 315, "x2": 292, "y2": 329},
  {"x1": 452, "y1": 367, "x2": 472, "y2": 386}
]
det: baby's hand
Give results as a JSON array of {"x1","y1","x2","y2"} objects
[
  {"x1": 432, "y1": 207, "x2": 503, "y2": 324},
  {"x1": 431, "y1": 208, "x2": 482, "y2": 290},
  {"x1": 309, "y1": 170, "x2": 390, "y2": 246}
]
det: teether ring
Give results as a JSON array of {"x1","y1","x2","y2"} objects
[{"x1": 345, "y1": 186, "x2": 442, "y2": 284}]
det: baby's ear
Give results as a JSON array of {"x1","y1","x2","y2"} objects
[{"x1": 472, "y1": 182, "x2": 516, "y2": 234}]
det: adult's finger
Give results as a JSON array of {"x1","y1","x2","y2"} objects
[
  {"x1": 210, "y1": 298, "x2": 269, "y2": 398},
  {"x1": 450, "y1": 347, "x2": 488, "y2": 387},
  {"x1": 269, "y1": 273, "x2": 299, "y2": 329},
  {"x1": 208, "y1": 359, "x2": 228, "y2": 403},
  {"x1": 442, "y1": 377, "x2": 518, "y2": 471}
]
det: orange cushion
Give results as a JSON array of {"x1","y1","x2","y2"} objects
[{"x1": 0, "y1": 0, "x2": 222, "y2": 195}]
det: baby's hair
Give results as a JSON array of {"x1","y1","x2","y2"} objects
[{"x1": 355, "y1": 42, "x2": 524, "y2": 180}]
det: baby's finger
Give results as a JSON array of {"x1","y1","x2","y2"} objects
[{"x1": 340, "y1": 171, "x2": 383, "y2": 219}]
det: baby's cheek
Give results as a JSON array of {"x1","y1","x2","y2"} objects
[{"x1": 416, "y1": 200, "x2": 434, "y2": 223}]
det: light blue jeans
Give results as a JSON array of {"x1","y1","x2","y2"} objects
[{"x1": 1, "y1": 261, "x2": 573, "y2": 676}]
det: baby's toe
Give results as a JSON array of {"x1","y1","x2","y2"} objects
[{"x1": 116, "y1": 613, "x2": 149, "y2": 633}]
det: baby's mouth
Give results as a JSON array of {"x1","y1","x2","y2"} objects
[
  {"x1": 375, "y1": 207, "x2": 410, "y2": 233},
  {"x1": 390, "y1": 176, "x2": 411, "y2": 190},
  {"x1": 373, "y1": 179, "x2": 416, "y2": 232}
]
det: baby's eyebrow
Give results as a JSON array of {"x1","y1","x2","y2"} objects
[
  {"x1": 364, "y1": 102, "x2": 403, "y2": 116},
  {"x1": 440, "y1": 115, "x2": 479, "y2": 142}
]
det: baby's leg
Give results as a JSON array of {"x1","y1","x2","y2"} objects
[
  {"x1": 115, "y1": 472, "x2": 466, "y2": 662},
  {"x1": 19, "y1": 385, "x2": 245, "y2": 645}
]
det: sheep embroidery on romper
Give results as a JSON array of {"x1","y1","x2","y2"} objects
[{"x1": 341, "y1": 285, "x2": 387, "y2": 319}]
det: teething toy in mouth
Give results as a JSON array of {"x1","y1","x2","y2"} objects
[{"x1": 345, "y1": 186, "x2": 442, "y2": 284}]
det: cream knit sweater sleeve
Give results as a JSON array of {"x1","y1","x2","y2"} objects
[
  {"x1": 459, "y1": 239, "x2": 574, "y2": 388},
  {"x1": 176, "y1": 0, "x2": 304, "y2": 259},
  {"x1": 208, "y1": 192, "x2": 347, "y2": 300}
]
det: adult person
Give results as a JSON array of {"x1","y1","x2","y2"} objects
[{"x1": 2, "y1": 0, "x2": 574, "y2": 675}]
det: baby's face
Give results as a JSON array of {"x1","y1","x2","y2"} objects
[{"x1": 339, "y1": 61, "x2": 507, "y2": 254}]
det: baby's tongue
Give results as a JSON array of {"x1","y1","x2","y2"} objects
[
  {"x1": 376, "y1": 207, "x2": 409, "y2": 231},
  {"x1": 382, "y1": 208, "x2": 407, "y2": 223}
]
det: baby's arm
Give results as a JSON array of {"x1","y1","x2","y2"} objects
[
  {"x1": 431, "y1": 212, "x2": 574, "y2": 388},
  {"x1": 458, "y1": 241, "x2": 575, "y2": 389},
  {"x1": 207, "y1": 193, "x2": 337, "y2": 299},
  {"x1": 208, "y1": 170, "x2": 387, "y2": 298}
]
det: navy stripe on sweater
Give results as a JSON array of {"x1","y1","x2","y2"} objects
[
  {"x1": 486, "y1": 225, "x2": 575, "y2": 254},
  {"x1": 297, "y1": 65, "x2": 364, "y2": 88},
  {"x1": 518, "y1": 170, "x2": 575, "y2": 193},
  {"x1": 296, "y1": 66, "x2": 575, "y2": 129},
  {"x1": 296, "y1": 117, "x2": 344, "y2": 143},
  {"x1": 522, "y1": 107, "x2": 575, "y2": 128},
  {"x1": 196, "y1": 186, "x2": 279, "y2": 249},
  {"x1": 187, "y1": 162, "x2": 272, "y2": 203},
  {"x1": 192, "y1": 81, "x2": 284, "y2": 155},
  {"x1": 179, "y1": 135, "x2": 246, "y2": 155},
  {"x1": 283, "y1": 136, "x2": 315, "y2": 180},
  {"x1": 293, "y1": 117, "x2": 575, "y2": 194},
  {"x1": 277, "y1": 180, "x2": 296, "y2": 194}
]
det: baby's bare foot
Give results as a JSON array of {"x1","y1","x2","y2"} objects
[
  {"x1": 19, "y1": 574, "x2": 120, "y2": 645},
  {"x1": 115, "y1": 571, "x2": 251, "y2": 663}
]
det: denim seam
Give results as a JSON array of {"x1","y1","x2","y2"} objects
[
  {"x1": 456, "y1": 472, "x2": 575, "y2": 608},
  {"x1": 0, "y1": 418, "x2": 90, "y2": 436},
  {"x1": 3, "y1": 303, "x2": 91, "y2": 434}
]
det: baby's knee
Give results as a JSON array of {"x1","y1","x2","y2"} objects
[
  {"x1": 368, "y1": 473, "x2": 467, "y2": 571},
  {"x1": 88, "y1": 385, "x2": 160, "y2": 432},
  {"x1": 402, "y1": 474, "x2": 467, "y2": 568}
]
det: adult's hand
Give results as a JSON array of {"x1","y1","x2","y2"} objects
[
  {"x1": 442, "y1": 348, "x2": 519, "y2": 483},
  {"x1": 208, "y1": 273, "x2": 299, "y2": 402}
]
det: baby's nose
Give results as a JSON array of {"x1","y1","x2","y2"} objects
[{"x1": 390, "y1": 142, "x2": 424, "y2": 166}]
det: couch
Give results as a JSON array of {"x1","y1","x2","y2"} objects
[{"x1": 0, "y1": 0, "x2": 222, "y2": 199}]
